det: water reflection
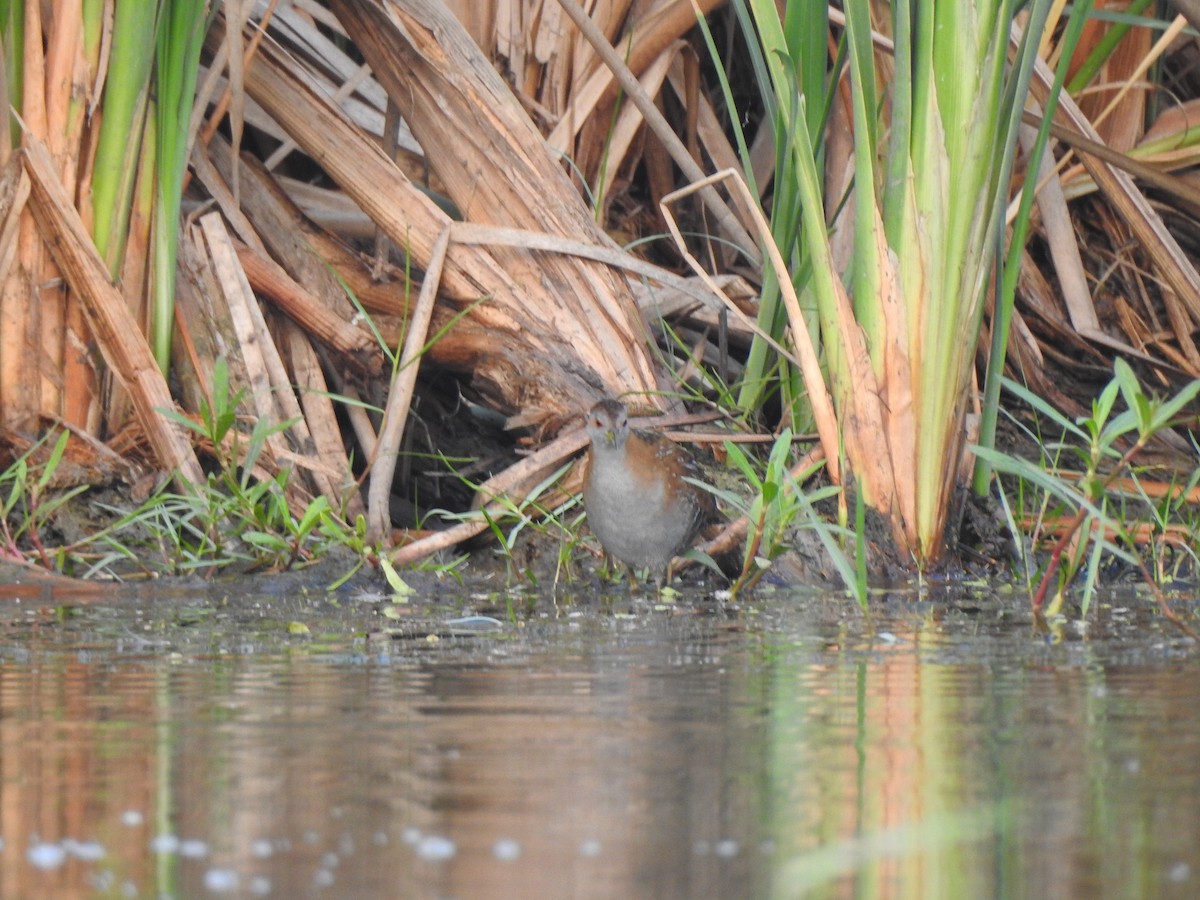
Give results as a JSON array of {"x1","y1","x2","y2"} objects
[{"x1": 0, "y1": 587, "x2": 1196, "y2": 898}]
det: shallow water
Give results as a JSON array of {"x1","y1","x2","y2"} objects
[{"x1": 0, "y1": 575, "x2": 1197, "y2": 899}]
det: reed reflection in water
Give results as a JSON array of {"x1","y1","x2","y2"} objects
[{"x1": 0, "y1": 591, "x2": 1195, "y2": 899}]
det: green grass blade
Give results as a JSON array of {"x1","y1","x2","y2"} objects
[{"x1": 151, "y1": 0, "x2": 208, "y2": 371}]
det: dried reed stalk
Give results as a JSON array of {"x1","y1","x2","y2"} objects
[{"x1": 23, "y1": 140, "x2": 203, "y2": 488}]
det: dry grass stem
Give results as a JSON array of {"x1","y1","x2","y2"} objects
[
  {"x1": 661, "y1": 168, "x2": 842, "y2": 483},
  {"x1": 367, "y1": 225, "x2": 449, "y2": 545}
]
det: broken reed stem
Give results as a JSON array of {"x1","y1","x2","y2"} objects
[
  {"x1": 449, "y1": 221, "x2": 718, "y2": 309},
  {"x1": 195, "y1": 0, "x2": 279, "y2": 157},
  {"x1": 389, "y1": 426, "x2": 590, "y2": 567},
  {"x1": 552, "y1": 0, "x2": 760, "y2": 265},
  {"x1": 334, "y1": 379, "x2": 378, "y2": 465},
  {"x1": 367, "y1": 225, "x2": 449, "y2": 545},
  {"x1": 22, "y1": 139, "x2": 204, "y2": 489},
  {"x1": 234, "y1": 242, "x2": 385, "y2": 377}
]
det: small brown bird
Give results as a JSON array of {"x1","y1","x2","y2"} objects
[{"x1": 582, "y1": 398, "x2": 715, "y2": 587}]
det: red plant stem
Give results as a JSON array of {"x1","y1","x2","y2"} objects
[
  {"x1": 1031, "y1": 506, "x2": 1087, "y2": 611},
  {"x1": 1134, "y1": 553, "x2": 1199, "y2": 641},
  {"x1": 1031, "y1": 441, "x2": 1144, "y2": 613},
  {"x1": 27, "y1": 523, "x2": 51, "y2": 570}
]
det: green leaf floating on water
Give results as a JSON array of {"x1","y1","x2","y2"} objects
[{"x1": 287, "y1": 621, "x2": 311, "y2": 635}]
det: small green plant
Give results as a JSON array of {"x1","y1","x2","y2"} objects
[
  {"x1": 0, "y1": 430, "x2": 87, "y2": 570},
  {"x1": 710, "y1": 432, "x2": 800, "y2": 593},
  {"x1": 703, "y1": 430, "x2": 864, "y2": 604},
  {"x1": 977, "y1": 359, "x2": 1200, "y2": 635},
  {"x1": 105, "y1": 356, "x2": 358, "y2": 576},
  {"x1": 433, "y1": 459, "x2": 582, "y2": 586}
]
